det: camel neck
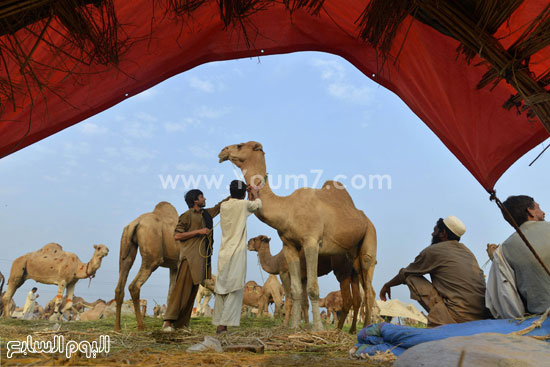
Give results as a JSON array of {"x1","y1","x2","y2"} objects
[
  {"x1": 242, "y1": 162, "x2": 285, "y2": 228},
  {"x1": 77, "y1": 256, "x2": 101, "y2": 279},
  {"x1": 257, "y1": 243, "x2": 281, "y2": 274}
]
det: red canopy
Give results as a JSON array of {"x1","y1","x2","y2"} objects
[{"x1": 1, "y1": 0, "x2": 548, "y2": 191}]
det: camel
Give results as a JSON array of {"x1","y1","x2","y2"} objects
[
  {"x1": 248, "y1": 235, "x2": 363, "y2": 332},
  {"x1": 194, "y1": 274, "x2": 216, "y2": 316},
  {"x1": 44, "y1": 295, "x2": 90, "y2": 319},
  {"x1": 242, "y1": 280, "x2": 267, "y2": 317},
  {"x1": 319, "y1": 291, "x2": 343, "y2": 325},
  {"x1": 0, "y1": 272, "x2": 16, "y2": 317},
  {"x1": 247, "y1": 236, "x2": 306, "y2": 325},
  {"x1": 262, "y1": 274, "x2": 285, "y2": 317},
  {"x1": 79, "y1": 299, "x2": 133, "y2": 321},
  {"x1": 79, "y1": 302, "x2": 109, "y2": 321},
  {"x1": 153, "y1": 304, "x2": 167, "y2": 318},
  {"x1": 219, "y1": 141, "x2": 377, "y2": 331},
  {"x1": 2, "y1": 243, "x2": 109, "y2": 319},
  {"x1": 195, "y1": 285, "x2": 214, "y2": 317},
  {"x1": 114, "y1": 201, "x2": 180, "y2": 331}
]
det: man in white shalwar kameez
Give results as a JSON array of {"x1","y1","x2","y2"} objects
[
  {"x1": 22, "y1": 287, "x2": 39, "y2": 319},
  {"x1": 213, "y1": 180, "x2": 261, "y2": 333}
]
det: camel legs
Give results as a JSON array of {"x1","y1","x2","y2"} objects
[
  {"x1": 257, "y1": 294, "x2": 267, "y2": 317},
  {"x1": 61, "y1": 282, "x2": 76, "y2": 314},
  {"x1": 271, "y1": 288, "x2": 284, "y2": 319},
  {"x1": 128, "y1": 262, "x2": 158, "y2": 331},
  {"x1": 303, "y1": 241, "x2": 323, "y2": 331},
  {"x1": 337, "y1": 276, "x2": 352, "y2": 330},
  {"x1": 114, "y1": 238, "x2": 138, "y2": 331},
  {"x1": 50, "y1": 283, "x2": 67, "y2": 320},
  {"x1": 330, "y1": 308, "x2": 338, "y2": 325},
  {"x1": 2, "y1": 264, "x2": 26, "y2": 317},
  {"x1": 358, "y1": 221, "x2": 377, "y2": 328},
  {"x1": 200, "y1": 294, "x2": 211, "y2": 316},
  {"x1": 279, "y1": 273, "x2": 292, "y2": 326},
  {"x1": 300, "y1": 280, "x2": 309, "y2": 323},
  {"x1": 283, "y1": 245, "x2": 303, "y2": 328},
  {"x1": 194, "y1": 290, "x2": 203, "y2": 316},
  {"x1": 349, "y1": 273, "x2": 361, "y2": 334}
]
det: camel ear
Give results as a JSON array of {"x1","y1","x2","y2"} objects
[
  {"x1": 252, "y1": 143, "x2": 263, "y2": 152},
  {"x1": 93, "y1": 244, "x2": 98, "y2": 250}
]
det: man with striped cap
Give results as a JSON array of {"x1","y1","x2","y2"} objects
[{"x1": 380, "y1": 216, "x2": 489, "y2": 327}]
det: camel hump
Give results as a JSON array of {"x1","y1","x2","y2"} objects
[
  {"x1": 152, "y1": 201, "x2": 178, "y2": 226},
  {"x1": 320, "y1": 180, "x2": 356, "y2": 204},
  {"x1": 41, "y1": 243, "x2": 64, "y2": 253}
]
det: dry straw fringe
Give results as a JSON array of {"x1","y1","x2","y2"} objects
[{"x1": 357, "y1": 0, "x2": 550, "y2": 135}]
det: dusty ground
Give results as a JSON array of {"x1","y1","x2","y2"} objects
[{"x1": 0, "y1": 316, "x2": 393, "y2": 366}]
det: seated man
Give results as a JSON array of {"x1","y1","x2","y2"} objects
[
  {"x1": 490, "y1": 195, "x2": 550, "y2": 316},
  {"x1": 380, "y1": 216, "x2": 488, "y2": 327}
]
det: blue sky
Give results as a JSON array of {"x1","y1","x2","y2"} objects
[{"x1": 1, "y1": 51, "x2": 548, "y2": 316}]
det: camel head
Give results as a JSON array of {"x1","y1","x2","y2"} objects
[
  {"x1": 247, "y1": 235, "x2": 271, "y2": 251},
  {"x1": 93, "y1": 244, "x2": 109, "y2": 259},
  {"x1": 218, "y1": 141, "x2": 264, "y2": 169}
]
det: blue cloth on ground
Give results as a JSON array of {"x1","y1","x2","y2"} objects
[{"x1": 354, "y1": 317, "x2": 550, "y2": 357}]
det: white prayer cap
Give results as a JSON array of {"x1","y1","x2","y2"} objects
[{"x1": 443, "y1": 215, "x2": 466, "y2": 237}]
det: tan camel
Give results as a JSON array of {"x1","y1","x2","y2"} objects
[
  {"x1": 2, "y1": 243, "x2": 109, "y2": 319},
  {"x1": 153, "y1": 304, "x2": 167, "y2": 318},
  {"x1": 247, "y1": 236, "x2": 306, "y2": 325},
  {"x1": 319, "y1": 291, "x2": 343, "y2": 325},
  {"x1": 114, "y1": 201, "x2": 180, "y2": 331},
  {"x1": 242, "y1": 280, "x2": 267, "y2": 317},
  {"x1": 263, "y1": 274, "x2": 285, "y2": 317},
  {"x1": 193, "y1": 275, "x2": 216, "y2": 317},
  {"x1": 0, "y1": 272, "x2": 16, "y2": 318},
  {"x1": 194, "y1": 284, "x2": 214, "y2": 317},
  {"x1": 248, "y1": 235, "x2": 363, "y2": 332},
  {"x1": 79, "y1": 299, "x2": 133, "y2": 321},
  {"x1": 44, "y1": 295, "x2": 92, "y2": 319},
  {"x1": 219, "y1": 141, "x2": 377, "y2": 330}
]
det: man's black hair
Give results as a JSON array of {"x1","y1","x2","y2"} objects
[
  {"x1": 502, "y1": 195, "x2": 535, "y2": 227},
  {"x1": 185, "y1": 189, "x2": 203, "y2": 208},
  {"x1": 436, "y1": 218, "x2": 460, "y2": 242},
  {"x1": 230, "y1": 180, "x2": 247, "y2": 199},
  {"x1": 32, "y1": 287, "x2": 37, "y2": 291}
]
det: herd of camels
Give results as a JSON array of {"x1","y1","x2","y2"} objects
[{"x1": 2, "y1": 141, "x2": 377, "y2": 333}]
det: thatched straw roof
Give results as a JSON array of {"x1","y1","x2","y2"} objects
[
  {"x1": 0, "y1": 0, "x2": 549, "y2": 191},
  {"x1": 359, "y1": 0, "x2": 550, "y2": 135}
]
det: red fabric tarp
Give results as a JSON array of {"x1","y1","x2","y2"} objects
[{"x1": 0, "y1": 0, "x2": 548, "y2": 191}]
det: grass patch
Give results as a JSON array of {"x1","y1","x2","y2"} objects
[{"x1": 0, "y1": 316, "x2": 392, "y2": 366}]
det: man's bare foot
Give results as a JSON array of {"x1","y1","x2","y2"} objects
[{"x1": 216, "y1": 325, "x2": 227, "y2": 334}]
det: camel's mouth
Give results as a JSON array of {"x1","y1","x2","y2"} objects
[{"x1": 218, "y1": 148, "x2": 230, "y2": 163}]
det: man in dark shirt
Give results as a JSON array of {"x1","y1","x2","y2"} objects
[
  {"x1": 162, "y1": 189, "x2": 227, "y2": 331},
  {"x1": 380, "y1": 216, "x2": 488, "y2": 327}
]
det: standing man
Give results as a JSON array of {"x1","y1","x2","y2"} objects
[
  {"x1": 491, "y1": 195, "x2": 550, "y2": 315},
  {"x1": 213, "y1": 180, "x2": 261, "y2": 334},
  {"x1": 22, "y1": 287, "x2": 38, "y2": 319},
  {"x1": 162, "y1": 189, "x2": 227, "y2": 331},
  {"x1": 379, "y1": 216, "x2": 488, "y2": 327}
]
